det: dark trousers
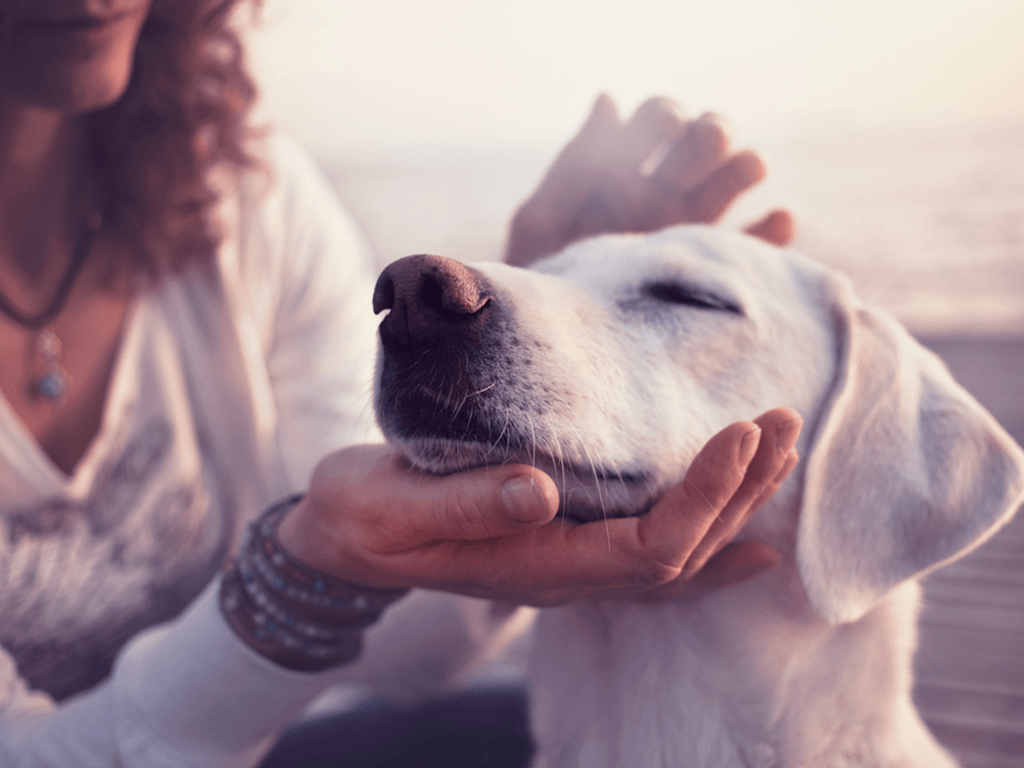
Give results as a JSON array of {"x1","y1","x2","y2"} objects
[{"x1": 260, "y1": 687, "x2": 534, "y2": 768}]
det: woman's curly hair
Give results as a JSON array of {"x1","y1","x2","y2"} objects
[{"x1": 85, "y1": 0, "x2": 261, "y2": 280}]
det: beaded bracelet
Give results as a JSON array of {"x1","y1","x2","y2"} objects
[{"x1": 219, "y1": 494, "x2": 410, "y2": 672}]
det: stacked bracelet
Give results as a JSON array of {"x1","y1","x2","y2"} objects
[{"x1": 219, "y1": 494, "x2": 410, "y2": 672}]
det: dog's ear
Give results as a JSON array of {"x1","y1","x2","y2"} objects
[{"x1": 796, "y1": 276, "x2": 1024, "y2": 624}]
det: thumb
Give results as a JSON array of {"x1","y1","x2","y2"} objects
[{"x1": 402, "y1": 465, "x2": 560, "y2": 546}]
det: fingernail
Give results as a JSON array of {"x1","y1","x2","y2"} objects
[
  {"x1": 739, "y1": 426, "x2": 761, "y2": 466},
  {"x1": 502, "y1": 476, "x2": 546, "y2": 523},
  {"x1": 776, "y1": 419, "x2": 803, "y2": 453}
]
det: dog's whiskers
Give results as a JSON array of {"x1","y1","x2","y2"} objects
[
  {"x1": 447, "y1": 375, "x2": 494, "y2": 428},
  {"x1": 552, "y1": 432, "x2": 570, "y2": 522},
  {"x1": 470, "y1": 381, "x2": 497, "y2": 397},
  {"x1": 531, "y1": 425, "x2": 539, "y2": 474},
  {"x1": 482, "y1": 408, "x2": 513, "y2": 462},
  {"x1": 577, "y1": 438, "x2": 612, "y2": 550}
]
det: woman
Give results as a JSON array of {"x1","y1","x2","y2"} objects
[{"x1": 0, "y1": 0, "x2": 800, "y2": 765}]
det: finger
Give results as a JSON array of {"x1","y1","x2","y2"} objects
[
  {"x1": 681, "y1": 410, "x2": 802, "y2": 576},
  {"x1": 744, "y1": 209, "x2": 795, "y2": 246},
  {"x1": 389, "y1": 422, "x2": 762, "y2": 602},
  {"x1": 621, "y1": 97, "x2": 688, "y2": 172},
  {"x1": 746, "y1": 448, "x2": 799, "y2": 512},
  {"x1": 682, "y1": 449, "x2": 799, "y2": 578},
  {"x1": 687, "y1": 150, "x2": 766, "y2": 223},
  {"x1": 431, "y1": 511, "x2": 694, "y2": 604},
  {"x1": 399, "y1": 461, "x2": 769, "y2": 606},
  {"x1": 529, "y1": 96, "x2": 690, "y2": 251},
  {"x1": 594, "y1": 98, "x2": 690, "y2": 235},
  {"x1": 634, "y1": 420, "x2": 764, "y2": 572},
  {"x1": 635, "y1": 541, "x2": 782, "y2": 601},
  {"x1": 386, "y1": 464, "x2": 560, "y2": 550},
  {"x1": 310, "y1": 447, "x2": 560, "y2": 553},
  {"x1": 654, "y1": 112, "x2": 731, "y2": 192},
  {"x1": 504, "y1": 95, "x2": 621, "y2": 266},
  {"x1": 537, "y1": 93, "x2": 622, "y2": 202},
  {"x1": 432, "y1": 438, "x2": 763, "y2": 604},
  {"x1": 578, "y1": 93, "x2": 621, "y2": 143}
]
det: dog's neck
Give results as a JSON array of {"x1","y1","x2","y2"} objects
[{"x1": 526, "y1": 490, "x2": 951, "y2": 768}]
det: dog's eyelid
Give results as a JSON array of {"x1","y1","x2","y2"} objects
[{"x1": 642, "y1": 281, "x2": 743, "y2": 314}]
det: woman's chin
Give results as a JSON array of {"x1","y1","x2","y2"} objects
[
  {"x1": 2, "y1": 60, "x2": 131, "y2": 115},
  {"x1": 2, "y1": 9, "x2": 145, "y2": 114}
]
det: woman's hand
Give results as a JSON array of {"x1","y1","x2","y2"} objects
[
  {"x1": 505, "y1": 94, "x2": 794, "y2": 268},
  {"x1": 277, "y1": 408, "x2": 801, "y2": 607}
]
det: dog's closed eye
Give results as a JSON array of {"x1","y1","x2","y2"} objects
[{"x1": 643, "y1": 281, "x2": 743, "y2": 314}]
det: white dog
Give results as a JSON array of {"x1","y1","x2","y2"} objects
[{"x1": 369, "y1": 225, "x2": 1024, "y2": 768}]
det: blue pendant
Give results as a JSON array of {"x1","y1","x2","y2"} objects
[
  {"x1": 32, "y1": 329, "x2": 70, "y2": 404},
  {"x1": 36, "y1": 370, "x2": 69, "y2": 401}
]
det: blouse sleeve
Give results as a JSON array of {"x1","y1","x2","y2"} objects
[{"x1": 0, "y1": 582, "x2": 362, "y2": 768}]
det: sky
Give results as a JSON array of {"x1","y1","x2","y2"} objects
[{"x1": 246, "y1": 0, "x2": 1024, "y2": 154}]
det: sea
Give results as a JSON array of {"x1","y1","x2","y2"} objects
[{"x1": 318, "y1": 117, "x2": 1024, "y2": 338}]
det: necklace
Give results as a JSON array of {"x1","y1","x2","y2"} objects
[{"x1": 0, "y1": 210, "x2": 103, "y2": 403}]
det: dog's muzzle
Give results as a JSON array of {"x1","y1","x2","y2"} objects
[
  {"x1": 372, "y1": 254, "x2": 654, "y2": 517},
  {"x1": 373, "y1": 254, "x2": 515, "y2": 447}
]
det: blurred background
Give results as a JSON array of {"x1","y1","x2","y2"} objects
[{"x1": 246, "y1": 2, "x2": 1024, "y2": 765}]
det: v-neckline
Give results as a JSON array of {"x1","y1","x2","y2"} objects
[{"x1": 0, "y1": 297, "x2": 146, "y2": 495}]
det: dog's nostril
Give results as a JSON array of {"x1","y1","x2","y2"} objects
[
  {"x1": 420, "y1": 272, "x2": 490, "y2": 319},
  {"x1": 372, "y1": 274, "x2": 396, "y2": 314}
]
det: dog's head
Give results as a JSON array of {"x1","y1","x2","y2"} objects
[{"x1": 373, "y1": 225, "x2": 1024, "y2": 623}]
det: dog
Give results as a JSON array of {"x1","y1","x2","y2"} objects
[{"x1": 369, "y1": 225, "x2": 1024, "y2": 767}]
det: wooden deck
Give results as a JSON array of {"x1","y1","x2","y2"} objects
[{"x1": 913, "y1": 335, "x2": 1024, "y2": 768}]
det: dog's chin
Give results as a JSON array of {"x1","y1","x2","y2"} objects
[
  {"x1": 389, "y1": 436, "x2": 513, "y2": 476},
  {"x1": 389, "y1": 435, "x2": 658, "y2": 524}
]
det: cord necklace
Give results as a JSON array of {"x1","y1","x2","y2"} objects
[{"x1": 0, "y1": 210, "x2": 103, "y2": 403}]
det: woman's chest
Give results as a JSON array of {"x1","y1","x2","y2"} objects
[
  {"x1": 0, "y1": 294, "x2": 263, "y2": 700},
  {"x1": 0, "y1": 277, "x2": 132, "y2": 476}
]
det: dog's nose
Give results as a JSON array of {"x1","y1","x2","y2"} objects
[{"x1": 373, "y1": 254, "x2": 494, "y2": 347}]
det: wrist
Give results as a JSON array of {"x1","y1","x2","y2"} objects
[
  {"x1": 275, "y1": 495, "x2": 333, "y2": 572},
  {"x1": 276, "y1": 489, "x2": 411, "y2": 590},
  {"x1": 219, "y1": 495, "x2": 409, "y2": 672}
]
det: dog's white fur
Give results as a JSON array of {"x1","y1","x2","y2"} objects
[{"x1": 369, "y1": 226, "x2": 1024, "y2": 768}]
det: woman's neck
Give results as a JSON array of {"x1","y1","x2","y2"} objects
[{"x1": 0, "y1": 96, "x2": 81, "y2": 284}]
